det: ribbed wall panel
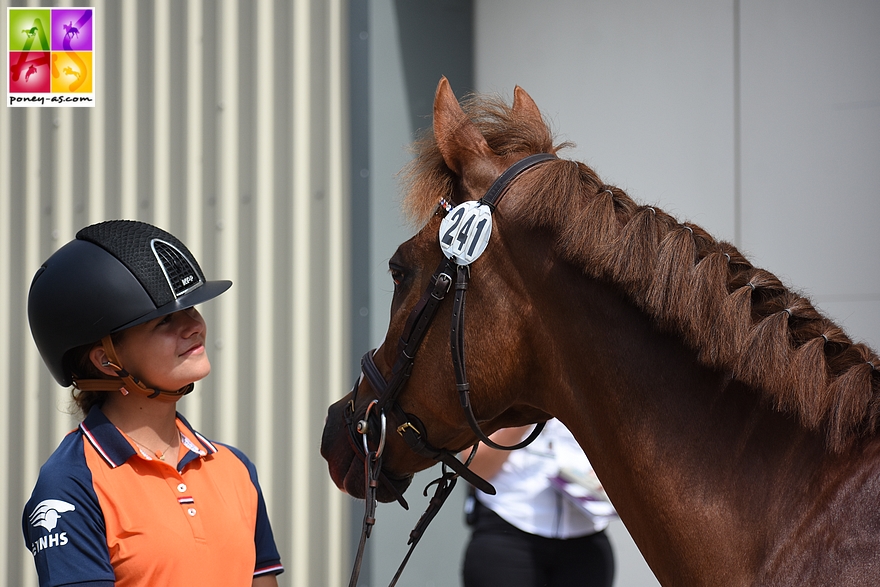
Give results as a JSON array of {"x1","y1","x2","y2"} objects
[{"x1": 0, "y1": 2, "x2": 351, "y2": 585}]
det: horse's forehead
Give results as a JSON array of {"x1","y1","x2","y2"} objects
[{"x1": 396, "y1": 218, "x2": 442, "y2": 259}]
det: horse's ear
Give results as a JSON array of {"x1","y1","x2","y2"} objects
[
  {"x1": 433, "y1": 77, "x2": 501, "y2": 195},
  {"x1": 512, "y1": 86, "x2": 544, "y2": 129}
]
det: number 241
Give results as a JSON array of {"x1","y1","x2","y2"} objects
[{"x1": 441, "y1": 208, "x2": 488, "y2": 257}]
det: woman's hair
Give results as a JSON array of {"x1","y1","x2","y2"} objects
[{"x1": 63, "y1": 332, "x2": 124, "y2": 416}]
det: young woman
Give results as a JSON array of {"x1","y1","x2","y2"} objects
[{"x1": 23, "y1": 220, "x2": 283, "y2": 587}]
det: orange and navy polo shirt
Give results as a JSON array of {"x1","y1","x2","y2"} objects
[{"x1": 23, "y1": 408, "x2": 283, "y2": 587}]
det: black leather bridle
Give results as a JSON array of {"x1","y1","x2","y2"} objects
[{"x1": 343, "y1": 153, "x2": 556, "y2": 587}]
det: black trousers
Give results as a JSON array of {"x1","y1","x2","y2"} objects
[{"x1": 462, "y1": 502, "x2": 615, "y2": 587}]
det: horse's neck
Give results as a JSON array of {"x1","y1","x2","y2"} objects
[{"x1": 531, "y1": 266, "x2": 857, "y2": 585}]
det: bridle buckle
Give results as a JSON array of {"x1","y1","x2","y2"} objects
[
  {"x1": 396, "y1": 421, "x2": 421, "y2": 437},
  {"x1": 432, "y1": 272, "x2": 453, "y2": 299}
]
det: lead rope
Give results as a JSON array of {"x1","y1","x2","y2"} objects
[
  {"x1": 388, "y1": 464, "x2": 458, "y2": 586},
  {"x1": 388, "y1": 445, "x2": 477, "y2": 586},
  {"x1": 349, "y1": 400, "x2": 386, "y2": 587},
  {"x1": 348, "y1": 441, "x2": 479, "y2": 587},
  {"x1": 348, "y1": 449, "x2": 382, "y2": 587}
]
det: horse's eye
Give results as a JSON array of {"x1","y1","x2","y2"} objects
[{"x1": 389, "y1": 266, "x2": 405, "y2": 287}]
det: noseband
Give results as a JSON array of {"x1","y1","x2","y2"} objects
[{"x1": 344, "y1": 153, "x2": 556, "y2": 587}]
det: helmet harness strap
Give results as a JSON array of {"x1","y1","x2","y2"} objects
[{"x1": 72, "y1": 335, "x2": 194, "y2": 402}]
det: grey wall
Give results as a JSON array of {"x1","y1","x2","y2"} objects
[
  {"x1": 475, "y1": 0, "x2": 880, "y2": 347},
  {"x1": 361, "y1": 0, "x2": 880, "y2": 586}
]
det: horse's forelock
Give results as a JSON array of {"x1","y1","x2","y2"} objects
[{"x1": 401, "y1": 93, "x2": 559, "y2": 227}]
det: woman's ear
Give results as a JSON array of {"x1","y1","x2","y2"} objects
[{"x1": 89, "y1": 345, "x2": 118, "y2": 377}]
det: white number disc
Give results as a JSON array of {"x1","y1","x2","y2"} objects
[{"x1": 438, "y1": 201, "x2": 493, "y2": 265}]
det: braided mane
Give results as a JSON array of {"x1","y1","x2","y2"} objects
[{"x1": 402, "y1": 93, "x2": 880, "y2": 451}]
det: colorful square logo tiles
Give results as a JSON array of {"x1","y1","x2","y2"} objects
[{"x1": 7, "y1": 7, "x2": 95, "y2": 107}]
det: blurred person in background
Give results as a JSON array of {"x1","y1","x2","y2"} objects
[{"x1": 462, "y1": 418, "x2": 616, "y2": 587}]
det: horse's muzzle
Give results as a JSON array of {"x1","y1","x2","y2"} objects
[{"x1": 320, "y1": 395, "x2": 413, "y2": 502}]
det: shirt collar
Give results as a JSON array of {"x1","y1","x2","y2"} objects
[{"x1": 80, "y1": 408, "x2": 218, "y2": 469}]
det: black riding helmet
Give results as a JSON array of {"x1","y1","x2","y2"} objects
[{"x1": 28, "y1": 220, "x2": 231, "y2": 390}]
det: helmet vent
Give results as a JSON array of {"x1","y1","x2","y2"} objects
[{"x1": 151, "y1": 239, "x2": 203, "y2": 298}]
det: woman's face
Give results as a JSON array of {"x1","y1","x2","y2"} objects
[{"x1": 114, "y1": 307, "x2": 211, "y2": 391}]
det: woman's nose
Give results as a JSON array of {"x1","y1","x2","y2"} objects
[{"x1": 179, "y1": 308, "x2": 206, "y2": 336}]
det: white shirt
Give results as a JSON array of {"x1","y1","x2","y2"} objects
[{"x1": 476, "y1": 418, "x2": 616, "y2": 539}]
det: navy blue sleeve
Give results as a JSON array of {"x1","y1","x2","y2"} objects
[
  {"x1": 22, "y1": 431, "x2": 115, "y2": 587},
  {"x1": 222, "y1": 443, "x2": 284, "y2": 576}
]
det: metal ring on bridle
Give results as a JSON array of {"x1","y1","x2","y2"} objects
[{"x1": 358, "y1": 399, "x2": 387, "y2": 458}]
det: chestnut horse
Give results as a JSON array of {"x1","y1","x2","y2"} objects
[{"x1": 321, "y1": 78, "x2": 880, "y2": 586}]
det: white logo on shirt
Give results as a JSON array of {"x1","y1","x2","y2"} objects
[{"x1": 29, "y1": 499, "x2": 76, "y2": 532}]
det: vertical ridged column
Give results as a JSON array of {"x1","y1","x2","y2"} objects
[
  {"x1": 21, "y1": 105, "x2": 42, "y2": 587},
  {"x1": 88, "y1": 0, "x2": 106, "y2": 224},
  {"x1": 326, "y1": 0, "x2": 350, "y2": 583},
  {"x1": 254, "y1": 0, "x2": 276, "y2": 509},
  {"x1": 216, "y1": 0, "x2": 240, "y2": 445},
  {"x1": 291, "y1": 0, "x2": 313, "y2": 584},
  {"x1": 119, "y1": 0, "x2": 137, "y2": 218},
  {"x1": 50, "y1": 0, "x2": 76, "y2": 443},
  {"x1": 152, "y1": 0, "x2": 170, "y2": 228},
  {"x1": 183, "y1": 0, "x2": 204, "y2": 428},
  {"x1": 51, "y1": 100, "x2": 75, "y2": 444}
]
